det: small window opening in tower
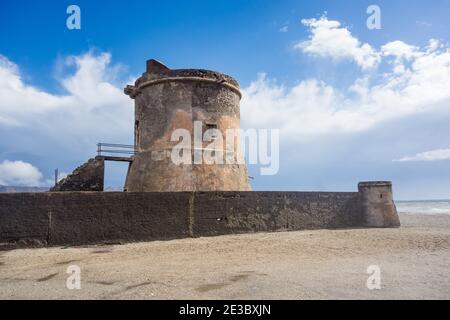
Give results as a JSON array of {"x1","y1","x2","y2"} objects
[
  {"x1": 206, "y1": 122, "x2": 218, "y2": 131},
  {"x1": 205, "y1": 122, "x2": 218, "y2": 139},
  {"x1": 135, "y1": 120, "x2": 140, "y2": 149}
]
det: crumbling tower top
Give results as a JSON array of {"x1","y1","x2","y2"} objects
[{"x1": 125, "y1": 59, "x2": 241, "y2": 99}]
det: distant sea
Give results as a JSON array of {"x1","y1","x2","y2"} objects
[{"x1": 396, "y1": 200, "x2": 450, "y2": 214}]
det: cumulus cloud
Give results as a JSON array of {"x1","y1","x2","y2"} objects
[
  {"x1": 394, "y1": 149, "x2": 450, "y2": 162},
  {"x1": 242, "y1": 17, "x2": 450, "y2": 138},
  {"x1": 0, "y1": 51, "x2": 134, "y2": 183},
  {"x1": 381, "y1": 40, "x2": 420, "y2": 60},
  {"x1": 0, "y1": 55, "x2": 72, "y2": 126},
  {"x1": 0, "y1": 51, "x2": 132, "y2": 130},
  {"x1": 0, "y1": 160, "x2": 43, "y2": 186},
  {"x1": 295, "y1": 16, "x2": 380, "y2": 70}
]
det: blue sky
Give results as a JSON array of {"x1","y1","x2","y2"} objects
[{"x1": 1, "y1": 0, "x2": 450, "y2": 200}]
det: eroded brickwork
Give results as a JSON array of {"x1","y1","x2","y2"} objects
[
  {"x1": 50, "y1": 158, "x2": 104, "y2": 192},
  {"x1": 0, "y1": 187, "x2": 399, "y2": 249}
]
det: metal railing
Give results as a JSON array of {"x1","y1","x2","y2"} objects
[{"x1": 97, "y1": 143, "x2": 136, "y2": 157}]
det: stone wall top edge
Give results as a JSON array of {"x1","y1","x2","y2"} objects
[
  {"x1": 358, "y1": 181, "x2": 392, "y2": 187},
  {"x1": 0, "y1": 191, "x2": 360, "y2": 196}
]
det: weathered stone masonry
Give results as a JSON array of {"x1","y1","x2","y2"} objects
[
  {"x1": 0, "y1": 182, "x2": 399, "y2": 249},
  {"x1": 51, "y1": 157, "x2": 104, "y2": 192},
  {"x1": 1, "y1": 60, "x2": 400, "y2": 249},
  {"x1": 124, "y1": 59, "x2": 251, "y2": 192}
]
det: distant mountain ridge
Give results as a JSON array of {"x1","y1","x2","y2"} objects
[{"x1": 0, "y1": 185, "x2": 49, "y2": 193}]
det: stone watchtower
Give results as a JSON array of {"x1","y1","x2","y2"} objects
[{"x1": 123, "y1": 59, "x2": 251, "y2": 192}]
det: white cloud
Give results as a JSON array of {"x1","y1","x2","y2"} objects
[
  {"x1": 0, "y1": 160, "x2": 43, "y2": 186},
  {"x1": 394, "y1": 149, "x2": 450, "y2": 162},
  {"x1": 62, "y1": 53, "x2": 128, "y2": 107},
  {"x1": 0, "y1": 51, "x2": 134, "y2": 184},
  {"x1": 295, "y1": 16, "x2": 380, "y2": 70},
  {"x1": 0, "y1": 51, "x2": 132, "y2": 131},
  {"x1": 381, "y1": 41, "x2": 419, "y2": 60},
  {"x1": 0, "y1": 54, "x2": 72, "y2": 125},
  {"x1": 279, "y1": 26, "x2": 288, "y2": 33},
  {"x1": 242, "y1": 18, "x2": 450, "y2": 138},
  {"x1": 0, "y1": 52, "x2": 133, "y2": 157}
]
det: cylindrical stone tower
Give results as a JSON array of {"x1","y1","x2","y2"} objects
[
  {"x1": 123, "y1": 59, "x2": 251, "y2": 192},
  {"x1": 358, "y1": 181, "x2": 400, "y2": 227}
]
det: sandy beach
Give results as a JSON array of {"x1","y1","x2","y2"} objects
[{"x1": 0, "y1": 213, "x2": 449, "y2": 300}]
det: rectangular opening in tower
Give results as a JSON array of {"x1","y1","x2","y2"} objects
[{"x1": 135, "y1": 120, "x2": 140, "y2": 150}]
